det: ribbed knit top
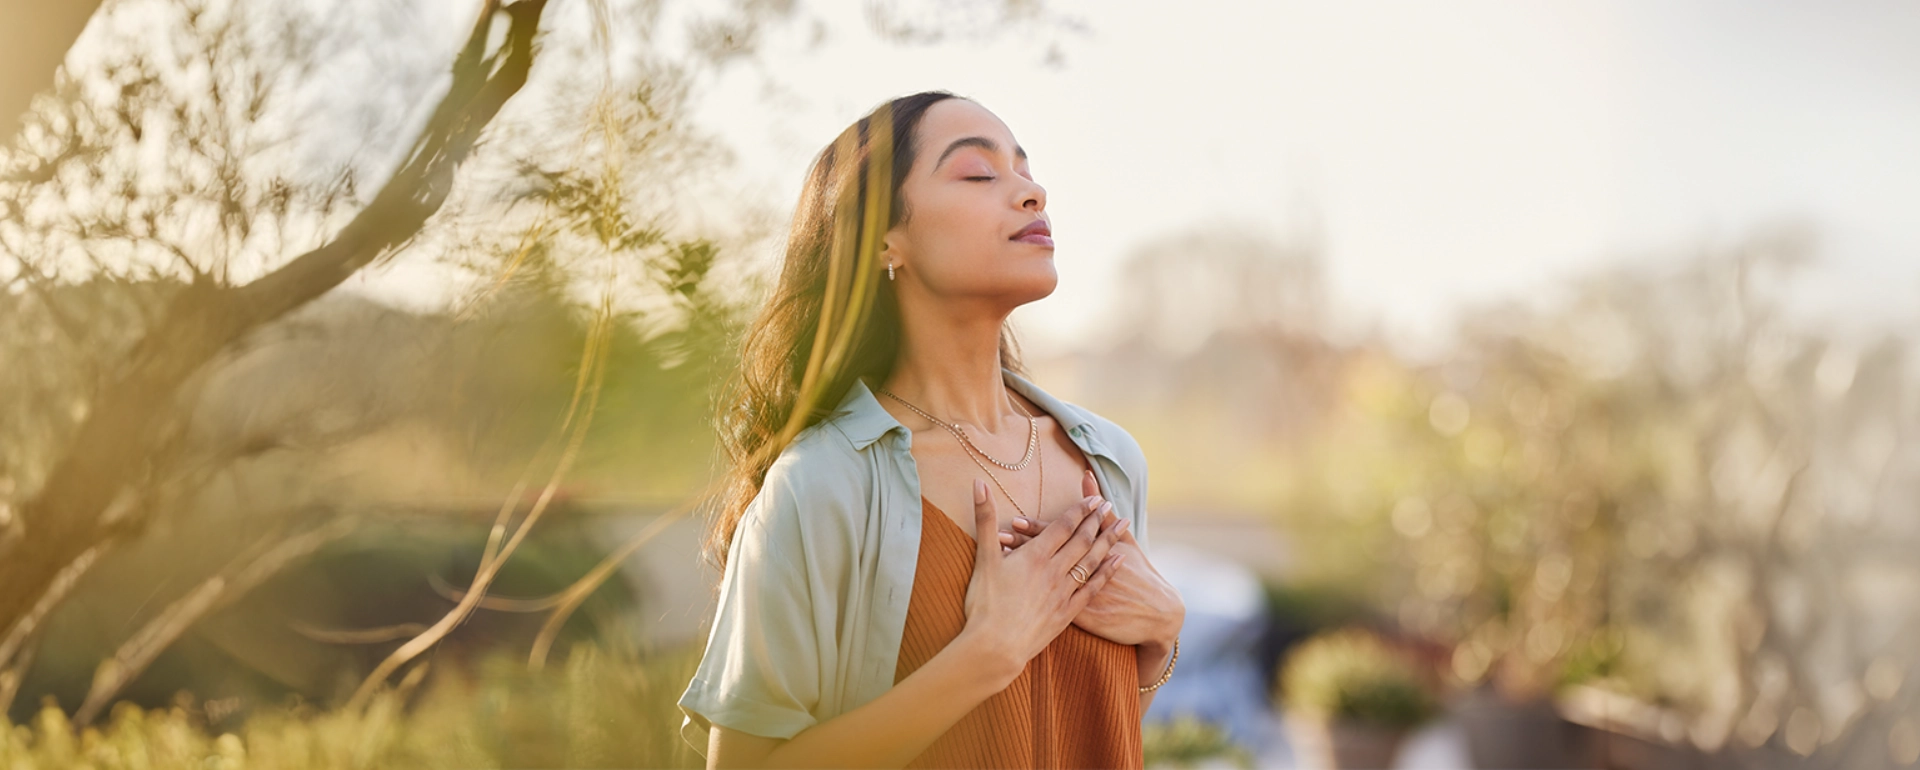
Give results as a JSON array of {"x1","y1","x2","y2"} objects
[{"x1": 893, "y1": 496, "x2": 1144, "y2": 769}]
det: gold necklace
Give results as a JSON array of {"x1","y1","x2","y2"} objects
[
  {"x1": 880, "y1": 386, "x2": 1043, "y2": 522},
  {"x1": 880, "y1": 386, "x2": 1037, "y2": 470}
]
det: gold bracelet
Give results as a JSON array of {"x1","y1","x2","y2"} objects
[{"x1": 1138, "y1": 638, "x2": 1178, "y2": 694}]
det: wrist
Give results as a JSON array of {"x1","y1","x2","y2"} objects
[
  {"x1": 953, "y1": 628, "x2": 1024, "y2": 689},
  {"x1": 1136, "y1": 638, "x2": 1173, "y2": 671},
  {"x1": 1136, "y1": 614, "x2": 1184, "y2": 681},
  {"x1": 1136, "y1": 637, "x2": 1179, "y2": 691},
  {"x1": 1138, "y1": 638, "x2": 1173, "y2": 664},
  {"x1": 1146, "y1": 608, "x2": 1185, "y2": 655}
]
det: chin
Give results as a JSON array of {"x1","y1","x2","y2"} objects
[{"x1": 1011, "y1": 268, "x2": 1059, "y2": 305}]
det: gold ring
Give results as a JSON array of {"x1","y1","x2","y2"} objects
[{"x1": 1070, "y1": 565, "x2": 1091, "y2": 584}]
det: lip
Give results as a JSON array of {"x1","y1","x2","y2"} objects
[{"x1": 1010, "y1": 220, "x2": 1053, "y2": 247}]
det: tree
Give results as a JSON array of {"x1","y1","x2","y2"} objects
[
  {"x1": 1, "y1": 0, "x2": 1083, "y2": 722},
  {"x1": 0, "y1": 0, "x2": 552, "y2": 714}
]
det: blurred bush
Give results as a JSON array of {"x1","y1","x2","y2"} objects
[
  {"x1": 1278, "y1": 627, "x2": 1438, "y2": 730},
  {"x1": 1078, "y1": 221, "x2": 1919, "y2": 763},
  {"x1": 1142, "y1": 714, "x2": 1255, "y2": 769},
  {"x1": 0, "y1": 639, "x2": 701, "y2": 769}
]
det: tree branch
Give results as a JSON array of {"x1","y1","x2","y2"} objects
[{"x1": 0, "y1": 0, "x2": 552, "y2": 673}]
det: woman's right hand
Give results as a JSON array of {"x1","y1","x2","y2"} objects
[{"x1": 958, "y1": 478, "x2": 1125, "y2": 681}]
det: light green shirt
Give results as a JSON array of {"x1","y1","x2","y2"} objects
[{"x1": 676, "y1": 368, "x2": 1151, "y2": 757}]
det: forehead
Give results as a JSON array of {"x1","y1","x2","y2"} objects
[{"x1": 914, "y1": 99, "x2": 1021, "y2": 168}]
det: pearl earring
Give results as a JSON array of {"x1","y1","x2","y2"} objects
[{"x1": 888, "y1": 263, "x2": 896, "y2": 281}]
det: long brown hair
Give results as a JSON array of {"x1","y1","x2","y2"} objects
[{"x1": 704, "y1": 90, "x2": 1030, "y2": 572}]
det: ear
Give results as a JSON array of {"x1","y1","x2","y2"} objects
[{"x1": 880, "y1": 229, "x2": 904, "y2": 263}]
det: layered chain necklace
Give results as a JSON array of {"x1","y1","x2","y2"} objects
[{"x1": 878, "y1": 385, "x2": 1043, "y2": 521}]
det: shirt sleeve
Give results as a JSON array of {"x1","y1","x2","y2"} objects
[
  {"x1": 1132, "y1": 450, "x2": 1150, "y2": 554},
  {"x1": 1102, "y1": 417, "x2": 1151, "y2": 554},
  {"x1": 678, "y1": 467, "x2": 826, "y2": 755}
]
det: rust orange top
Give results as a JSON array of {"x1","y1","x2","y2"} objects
[{"x1": 894, "y1": 496, "x2": 1145, "y2": 769}]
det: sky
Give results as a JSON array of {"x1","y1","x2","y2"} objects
[
  {"x1": 675, "y1": 0, "x2": 1920, "y2": 356},
  {"x1": 336, "y1": 0, "x2": 1920, "y2": 357}
]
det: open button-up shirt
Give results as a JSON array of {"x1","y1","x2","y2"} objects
[{"x1": 676, "y1": 367, "x2": 1151, "y2": 757}]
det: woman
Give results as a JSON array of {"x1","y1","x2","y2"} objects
[{"x1": 678, "y1": 90, "x2": 1186, "y2": 769}]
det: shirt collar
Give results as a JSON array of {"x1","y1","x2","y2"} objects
[{"x1": 829, "y1": 368, "x2": 1099, "y2": 453}]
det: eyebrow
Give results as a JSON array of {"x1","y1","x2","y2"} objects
[{"x1": 933, "y1": 136, "x2": 1027, "y2": 172}]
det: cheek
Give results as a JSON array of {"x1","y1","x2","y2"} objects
[
  {"x1": 910, "y1": 197, "x2": 999, "y2": 259},
  {"x1": 921, "y1": 191, "x2": 991, "y2": 234}
]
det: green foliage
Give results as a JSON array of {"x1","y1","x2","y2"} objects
[
  {"x1": 1553, "y1": 626, "x2": 1627, "y2": 691},
  {"x1": 1261, "y1": 580, "x2": 1377, "y2": 634},
  {"x1": 0, "y1": 640, "x2": 701, "y2": 769},
  {"x1": 1142, "y1": 714, "x2": 1255, "y2": 769},
  {"x1": 1279, "y1": 628, "x2": 1438, "y2": 730}
]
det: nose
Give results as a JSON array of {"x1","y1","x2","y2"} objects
[{"x1": 1021, "y1": 178, "x2": 1046, "y2": 212}]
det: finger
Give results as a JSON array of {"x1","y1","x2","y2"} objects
[
  {"x1": 1071, "y1": 553, "x2": 1125, "y2": 607},
  {"x1": 1068, "y1": 505, "x2": 1121, "y2": 585},
  {"x1": 1014, "y1": 493, "x2": 1097, "y2": 535},
  {"x1": 971, "y1": 478, "x2": 999, "y2": 564},
  {"x1": 1051, "y1": 499, "x2": 1106, "y2": 562},
  {"x1": 1000, "y1": 528, "x2": 1035, "y2": 549},
  {"x1": 1086, "y1": 499, "x2": 1132, "y2": 545},
  {"x1": 1091, "y1": 499, "x2": 1116, "y2": 530},
  {"x1": 1028, "y1": 492, "x2": 1094, "y2": 553},
  {"x1": 1090, "y1": 499, "x2": 1115, "y2": 532}
]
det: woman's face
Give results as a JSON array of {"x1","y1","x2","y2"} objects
[{"x1": 884, "y1": 98, "x2": 1055, "y2": 310}]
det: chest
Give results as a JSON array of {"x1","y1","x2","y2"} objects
[{"x1": 909, "y1": 416, "x2": 1102, "y2": 538}]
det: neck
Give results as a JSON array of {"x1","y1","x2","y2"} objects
[{"x1": 881, "y1": 301, "x2": 1018, "y2": 433}]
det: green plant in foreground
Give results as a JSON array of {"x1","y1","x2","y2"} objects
[
  {"x1": 1142, "y1": 714, "x2": 1254, "y2": 769},
  {"x1": 1279, "y1": 627, "x2": 1438, "y2": 730},
  {"x1": 0, "y1": 641, "x2": 701, "y2": 769}
]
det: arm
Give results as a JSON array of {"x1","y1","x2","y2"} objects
[
  {"x1": 708, "y1": 478, "x2": 1128, "y2": 769},
  {"x1": 1130, "y1": 454, "x2": 1178, "y2": 716},
  {"x1": 1136, "y1": 634, "x2": 1179, "y2": 715},
  {"x1": 1005, "y1": 470, "x2": 1184, "y2": 718},
  {"x1": 710, "y1": 629, "x2": 1020, "y2": 769}
]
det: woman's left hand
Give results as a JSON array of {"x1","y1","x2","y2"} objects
[{"x1": 1002, "y1": 470, "x2": 1184, "y2": 649}]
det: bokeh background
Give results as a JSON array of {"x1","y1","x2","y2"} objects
[{"x1": 3, "y1": 1, "x2": 1916, "y2": 768}]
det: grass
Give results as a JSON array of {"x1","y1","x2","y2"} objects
[{"x1": 1, "y1": 640, "x2": 703, "y2": 769}]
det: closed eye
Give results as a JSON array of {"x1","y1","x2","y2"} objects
[{"x1": 965, "y1": 175, "x2": 996, "y2": 182}]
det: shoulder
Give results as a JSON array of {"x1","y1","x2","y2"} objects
[
  {"x1": 1088, "y1": 409, "x2": 1146, "y2": 465},
  {"x1": 742, "y1": 421, "x2": 871, "y2": 540},
  {"x1": 1057, "y1": 399, "x2": 1149, "y2": 482},
  {"x1": 764, "y1": 420, "x2": 869, "y2": 492}
]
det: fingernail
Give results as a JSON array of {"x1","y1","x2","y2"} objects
[
  {"x1": 1116, "y1": 519, "x2": 1130, "y2": 533},
  {"x1": 999, "y1": 532, "x2": 1014, "y2": 543},
  {"x1": 1099, "y1": 501, "x2": 1114, "y2": 517},
  {"x1": 1015, "y1": 516, "x2": 1031, "y2": 529}
]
